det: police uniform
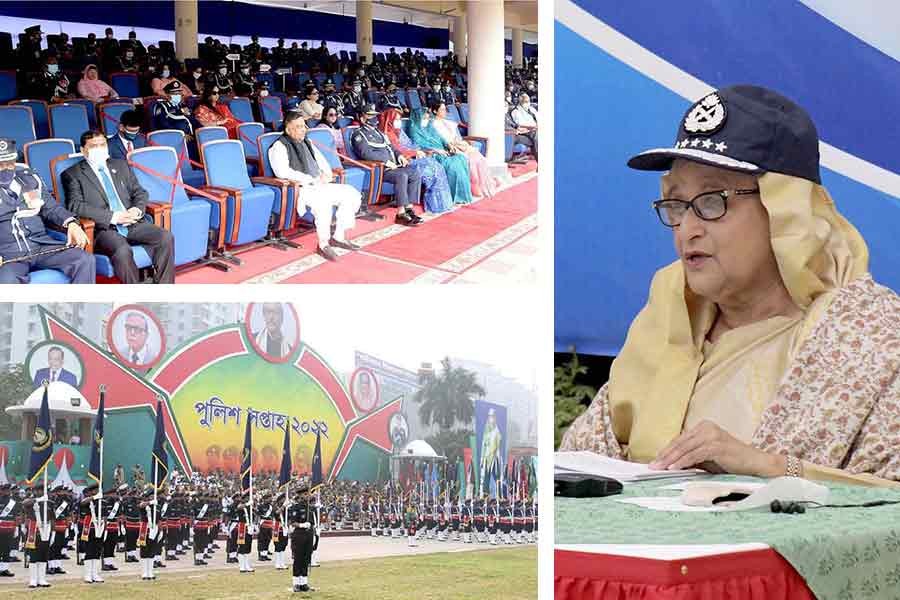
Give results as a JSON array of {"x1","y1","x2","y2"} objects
[
  {"x1": 78, "y1": 485, "x2": 104, "y2": 584},
  {"x1": 320, "y1": 79, "x2": 344, "y2": 116},
  {"x1": 224, "y1": 495, "x2": 238, "y2": 563},
  {"x1": 288, "y1": 491, "x2": 314, "y2": 592},
  {"x1": 191, "y1": 493, "x2": 210, "y2": 565},
  {"x1": 404, "y1": 504, "x2": 417, "y2": 547},
  {"x1": 378, "y1": 87, "x2": 403, "y2": 112},
  {"x1": 137, "y1": 487, "x2": 159, "y2": 581},
  {"x1": 272, "y1": 493, "x2": 290, "y2": 570},
  {"x1": 437, "y1": 503, "x2": 448, "y2": 541},
  {"x1": 25, "y1": 492, "x2": 53, "y2": 588},
  {"x1": 499, "y1": 500, "x2": 513, "y2": 544},
  {"x1": 256, "y1": 494, "x2": 273, "y2": 561},
  {"x1": 47, "y1": 486, "x2": 71, "y2": 574},
  {"x1": 449, "y1": 501, "x2": 461, "y2": 541},
  {"x1": 513, "y1": 501, "x2": 524, "y2": 543},
  {"x1": 101, "y1": 488, "x2": 122, "y2": 571},
  {"x1": 473, "y1": 500, "x2": 485, "y2": 542},
  {"x1": 232, "y1": 63, "x2": 255, "y2": 97},
  {"x1": 460, "y1": 502, "x2": 472, "y2": 543},
  {"x1": 122, "y1": 489, "x2": 141, "y2": 563},
  {"x1": 350, "y1": 113, "x2": 423, "y2": 222},
  {"x1": 341, "y1": 82, "x2": 367, "y2": 121},
  {"x1": 487, "y1": 499, "x2": 499, "y2": 544},
  {"x1": 0, "y1": 485, "x2": 18, "y2": 577},
  {"x1": 207, "y1": 63, "x2": 234, "y2": 96},
  {"x1": 0, "y1": 140, "x2": 94, "y2": 284},
  {"x1": 235, "y1": 497, "x2": 254, "y2": 573},
  {"x1": 151, "y1": 80, "x2": 195, "y2": 138}
]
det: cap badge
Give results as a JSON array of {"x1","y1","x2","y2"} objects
[
  {"x1": 0, "y1": 141, "x2": 7, "y2": 152},
  {"x1": 684, "y1": 93, "x2": 726, "y2": 134}
]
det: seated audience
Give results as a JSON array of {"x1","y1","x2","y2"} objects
[
  {"x1": 194, "y1": 86, "x2": 242, "y2": 138},
  {"x1": 107, "y1": 110, "x2": 146, "y2": 160},
  {"x1": 407, "y1": 107, "x2": 472, "y2": 206},
  {"x1": 77, "y1": 64, "x2": 119, "y2": 103},
  {"x1": 430, "y1": 101, "x2": 498, "y2": 198},
  {"x1": 506, "y1": 93, "x2": 538, "y2": 161}
]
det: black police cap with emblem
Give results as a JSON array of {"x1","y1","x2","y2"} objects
[
  {"x1": 627, "y1": 85, "x2": 821, "y2": 184},
  {"x1": 362, "y1": 103, "x2": 378, "y2": 116},
  {"x1": 0, "y1": 139, "x2": 17, "y2": 162},
  {"x1": 163, "y1": 80, "x2": 182, "y2": 94}
]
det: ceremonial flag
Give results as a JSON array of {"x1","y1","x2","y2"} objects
[
  {"x1": 26, "y1": 384, "x2": 54, "y2": 484},
  {"x1": 456, "y1": 458, "x2": 465, "y2": 498},
  {"x1": 310, "y1": 427, "x2": 323, "y2": 491},
  {"x1": 278, "y1": 424, "x2": 292, "y2": 490},
  {"x1": 240, "y1": 416, "x2": 252, "y2": 494},
  {"x1": 152, "y1": 399, "x2": 168, "y2": 489},
  {"x1": 87, "y1": 386, "x2": 106, "y2": 484}
]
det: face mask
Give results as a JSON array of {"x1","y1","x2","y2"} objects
[
  {"x1": 126, "y1": 52, "x2": 133, "y2": 59},
  {"x1": 86, "y1": 147, "x2": 109, "y2": 166},
  {"x1": 393, "y1": 119, "x2": 401, "y2": 129},
  {"x1": 359, "y1": 71, "x2": 365, "y2": 77},
  {"x1": 47, "y1": 63, "x2": 59, "y2": 74},
  {"x1": 162, "y1": 69, "x2": 170, "y2": 78},
  {"x1": 259, "y1": 90, "x2": 269, "y2": 97},
  {"x1": 241, "y1": 68, "x2": 249, "y2": 75},
  {"x1": 219, "y1": 68, "x2": 227, "y2": 76},
  {"x1": 353, "y1": 86, "x2": 361, "y2": 94},
  {"x1": 0, "y1": 169, "x2": 14, "y2": 187},
  {"x1": 193, "y1": 71, "x2": 202, "y2": 79},
  {"x1": 123, "y1": 129, "x2": 140, "y2": 141},
  {"x1": 106, "y1": 33, "x2": 113, "y2": 39},
  {"x1": 170, "y1": 94, "x2": 182, "y2": 105},
  {"x1": 522, "y1": 102, "x2": 530, "y2": 109}
]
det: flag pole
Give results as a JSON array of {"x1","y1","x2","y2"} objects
[
  {"x1": 41, "y1": 380, "x2": 49, "y2": 535},
  {"x1": 98, "y1": 384, "x2": 105, "y2": 532}
]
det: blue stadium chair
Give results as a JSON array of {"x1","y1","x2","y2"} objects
[
  {"x1": 339, "y1": 51, "x2": 349, "y2": 63},
  {"x1": 296, "y1": 72, "x2": 310, "y2": 87},
  {"x1": 128, "y1": 146, "x2": 225, "y2": 269},
  {"x1": 255, "y1": 132, "x2": 309, "y2": 237},
  {"x1": 109, "y1": 72, "x2": 140, "y2": 98},
  {"x1": 340, "y1": 125, "x2": 389, "y2": 206},
  {"x1": 9, "y1": 99, "x2": 50, "y2": 139},
  {"x1": 458, "y1": 103, "x2": 470, "y2": 125},
  {"x1": 64, "y1": 99, "x2": 97, "y2": 129},
  {"x1": 366, "y1": 90, "x2": 380, "y2": 105},
  {"x1": 0, "y1": 105, "x2": 36, "y2": 158},
  {"x1": 97, "y1": 101, "x2": 134, "y2": 135},
  {"x1": 48, "y1": 103, "x2": 90, "y2": 149},
  {"x1": 225, "y1": 96, "x2": 254, "y2": 123},
  {"x1": 0, "y1": 69, "x2": 16, "y2": 103},
  {"x1": 307, "y1": 127, "x2": 375, "y2": 210},
  {"x1": 446, "y1": 104, "x2": 462, "y2": 122},
  {"x1": 333, "y1": 73, "x2": 344, "y2": 88},
  {"x1": 236, "y1": 122, "x2": 264, "y2": 176},
  {"x1": 336, "y1": 116, "x2": 353, "y2": 129},
  {"x1": 305, "y1": 119, "x2": 319, "y2": 129},
  {"x1": 23, "y1": 139, "x2": 75, "y2": 192},
  {"x1": 313, "y1": 74, "x2": 325, "y2": 87},
  {"x1": 271, "y1": 91, "x2": 288, "y2": 109},
  {"x1": 350, "y1": 51, "x2": 357, "y2": 62},
  {"x1": 258, "y1": 96, "x2": 284, "y2": 130},
  {"x1": 196, "y1": 126, "x2": 229, "y2": 162},
  {"x1": 505, "y1": 131, "x2": 531, "y2": 163},
  {"x1": 406, "y1": 90, "x2": 422, "y2": 111},
  {"x1": 200, "y1": 139, "x2": 278, "y2": 248},
  {"x1": 49, "y1": 153, "x2": 153, "y2": 281},
  {"x1": 397, "y1": 92, "x2": 408, "y2": 108},
  {"x1": 285, "y1": 95, "x2": 300, "y2": 111},
  {"x1": 256, "y1": 72, "x2": 275, "y2": 91},
  {"x1": 147, "y1": 129, "x2": 205, "y2": 188}
]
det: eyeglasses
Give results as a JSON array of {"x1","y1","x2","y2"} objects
[
  {"x1": 125, "y1": 325, "x2": 147, "y2": 335},
  {"x1": 652, "y1": 188, "x2": 759, "y2": 227}
]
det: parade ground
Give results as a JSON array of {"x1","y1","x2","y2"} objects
[{"x1": 1, "y1": 537, "x2": 537, "y2": 599}]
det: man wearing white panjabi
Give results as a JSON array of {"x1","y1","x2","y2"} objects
[
  {"x1": 253, "y1": 303, "x2": 291, "y2": 358},
  {"x1": 268, "y1": 111, "x2": 362, "y2": 262}
]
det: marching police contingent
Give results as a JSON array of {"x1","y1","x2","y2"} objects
[{"x1": 0, "y1": 472, "x2": 536, "y2": 591}]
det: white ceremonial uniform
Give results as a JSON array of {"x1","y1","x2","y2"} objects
[{"x1": 268, "y1": 140, "x2": 361, "y2": 248}]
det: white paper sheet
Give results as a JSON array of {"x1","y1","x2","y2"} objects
[{"x1": 554, "y1": 451, "x2": 705, "y2": 483}]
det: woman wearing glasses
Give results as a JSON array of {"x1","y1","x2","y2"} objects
[{"x1": 560, "y1": 85, "x2": 900, "y2": 486}]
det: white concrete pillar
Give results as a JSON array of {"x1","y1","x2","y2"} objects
[
  {"x1": 466, "y1": 0, "x2": 506, "y2": 172},
  {"x1": 357, "y1": 0, "x2": 374, "y2": 64},
  {"x1": 174, "y1": 0, "x2": 199, "y2": 61},
  {"x1": 452, "y1": 15, "x2": 467, "y2": 67},
  {"x1": 511, "y1": 28, "x2": 524, "y2": 68}
]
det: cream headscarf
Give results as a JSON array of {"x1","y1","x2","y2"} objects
[{"x1": 609, "y1": 171, "x2": 869, "y2": 462}]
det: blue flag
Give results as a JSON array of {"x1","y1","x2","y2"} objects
[
  {"x1": 27, "y1": 384, "x2": 54, "y2": 484},
  {"x1": 310, "y1": 427, "x2": 323, "y2": 491},
  {"x1": 278, "y1": 424, "x2": 292, "y2": 490},
  {"x1": 241, "y1": 417, "x2": 252, "y2": 494},
  {"x1": 152, "y1": 399, "x2": 169, "y2": 490},
  {"x1": 87, "y1": 386, "x2": 106, "y2": 484}
]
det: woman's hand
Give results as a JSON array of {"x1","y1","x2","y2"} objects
[{"x1": 649, "y1": 420, "x2": 785, "y2": 477}]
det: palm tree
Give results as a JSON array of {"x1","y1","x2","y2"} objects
[{"x1": 414, "y1": 358, "x2": 485, "y2": 430}]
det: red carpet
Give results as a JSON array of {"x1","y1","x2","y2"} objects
[
  {"x1": 282, "y1": 252, "x2": 426, "y2": 284},
  {"x1": 362, "y1": 177, "x2": 537, "y2": 271},
  {"x1": 174, "y1": 175, "x2": 537, "y2": 283},
  {"x1": 508, "y1": 159, "x2": 538, "y2": 178}
]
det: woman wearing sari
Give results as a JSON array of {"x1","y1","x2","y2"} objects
[
  {"x1": 193, "y1": 86, "x2": 242, "y2": 138},
  {"x1": 429, "y1": 101, "x2": 498, "y2": 199},
  {"x1": 76, "y1": 64, "x2": 118, "y2": 103},
  {"x1": 377, "y1": 108, "x2": 454, "y2": 214},
  {"x1": 560, "y1": 86, "x2": 900, "y2": 486},
  {"x1": 313, "y1": 107, "x2": 345, "y2": 151},
  {"x1": 407, "y1": 107, "x2": 472, "y2": 206}
]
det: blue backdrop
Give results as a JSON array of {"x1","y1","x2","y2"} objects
[
  {"x1": 555, "y1": 0, "x2": 900, "y2": 356},
  {"x1": 0, "y1": 0, "x2": 450, "y2": 48}
]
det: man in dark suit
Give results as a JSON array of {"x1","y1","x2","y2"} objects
[
  {"x1": 107, "y1": 110, "x2": 146, "y2": 161},
  {"x1": 62, "y1": 130, "x2": 175, "y2": 283},
  {"x1": 33, "y1": 346, "x2": 78, "y2": 388}
]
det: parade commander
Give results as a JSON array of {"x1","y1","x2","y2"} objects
[{"x1": 560, "y1": 86, "x2": 900, "y2": 486}]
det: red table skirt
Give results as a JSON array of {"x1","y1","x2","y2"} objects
[{"x1": 555, "y1": 548, "x2": 817, "y2": 600}]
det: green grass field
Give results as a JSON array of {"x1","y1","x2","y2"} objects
[{"x1": 5, "y1": 547, "x2": 536, "y2": 600}]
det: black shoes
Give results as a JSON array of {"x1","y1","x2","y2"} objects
[
  {"x1": 258, "y1": 555, "x2": 271, "y2": 562},
  {"x1": 294, "y1": 584, "x2": 310, "y2": 592},
  {"x1": 102, "y1": 564, "x2": 118, "y2": 571},
  {"x1": 125, "y1": 556, "x2": 139, "y2": 563},
  {"x1": 330, "y1": 239, "x2": 361, "y2": 251},
  {"x1": 0, "y1": 570, "x2": 14, "y2": 577},
  {"x1": 194, "y1": 559, "x2": 207, "y2": 566},
  {"x1": 395, "y1": 212, "x2": 419, "y2": 226}
]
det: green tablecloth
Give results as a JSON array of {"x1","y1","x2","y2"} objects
[{"x1": 555, "y1": 476, "x2": 900, "y2": 600}]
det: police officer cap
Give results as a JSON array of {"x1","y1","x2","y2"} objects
[
  {"x1": 362, "y1": 104, "x2": 378, "y2": 116},
  {"x1": 0, "y1": 139, "x2": 17, "y2": 162},
  {"x1": 163, "y1": 80, "x2": 182, "y2": 94},
  {"x1": 25, "y1": 25, "x2": 42, "y2": 34},
  {"x1": 323, "y1": 78, "x2": 334, "y2": 87}
]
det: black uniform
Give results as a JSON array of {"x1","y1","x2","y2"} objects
[
  {"x1": 77, "y1": 495, "x2": 102, "y2": 561},
  {"x1": 341, "y1": 89, "x2": 366, "y2": 120},
  {"x1": 0, "y1": 488, "x2": 20, "y2": 573},
  {"x1": 350, "y1": 124, "x2": 422, "y2": 209},
  {"x1": 123, "y1": 493, "x2": 141, "y2": 561},
  {"x1": 102, "y1": 494, "x2": 122, "y2": 568},
  {"x1": 256, "y1": 499, "x2": 273, "y2": 560},
  {"x1": 288, "y1": 497, "x2": 314, "y2": 591}
]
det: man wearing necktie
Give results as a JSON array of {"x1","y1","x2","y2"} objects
[
  {"x1": 107, "y1": 110, "x2": 146, "y2": 161},
  {"x1": 32, "y1": 346, "x2": 78, "y2": 388},
  {"x1": 62, "y1": 130, "x2": 175, "y2": 283}
]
